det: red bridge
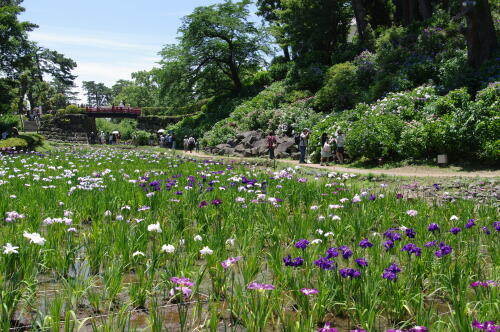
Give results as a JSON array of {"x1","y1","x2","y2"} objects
[{"x1": 84, "y1": 106, "x2": 141, "y2": 118}]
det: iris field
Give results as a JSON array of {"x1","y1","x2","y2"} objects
[{"x1": 0, "y1": 147, "x2": 498, "y2": 331}]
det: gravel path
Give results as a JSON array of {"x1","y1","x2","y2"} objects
[{"x1": 184, "y1": 151, "x2": 500, "y2": 178}]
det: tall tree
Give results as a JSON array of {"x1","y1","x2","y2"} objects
[
  {"x1": 277, "y1": 0, "x2": 352, "y2": 65},
  {"x1": 256, "y1": 0, "x2": 291, "y2": 60},
  {"x1": 167, "y1": 0, "x2": 267, "y2": 94},
  {"x1": 461, "y1": 0, "x2": 498, "y2": 67},
  {"x1": 82, "y1": 81, "x2": 112, "y2": 106}
]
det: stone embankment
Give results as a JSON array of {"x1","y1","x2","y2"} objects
[
  {"x1": 39, "y1": 114, "x2": 96, "y2": 143},
  {"x1": 205, "y1": 130, "x2": 299, "y2": 159}
]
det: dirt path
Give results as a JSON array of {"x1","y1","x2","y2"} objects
[{"x1": 183, "y1": 151, "x2": 500, "y2": 178}]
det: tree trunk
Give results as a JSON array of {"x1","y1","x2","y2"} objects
[
  {"x1": 395, "y1": 0, "x2": 422, "y2": 25},
  {"x1": 464, "y1": 0, "x2": 498, "y2": 67},
  {"x1": 282, "y1": 45, "x2": 291, "y2": 61},
  {"x1": 418, "y1": 0, "x2": 432, "y2": 20},
  {"x1": 352, "y1": 0, "x2": 368, "y2": 43}
]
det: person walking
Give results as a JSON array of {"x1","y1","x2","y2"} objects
[
  {"x1": 267, "y1": 131, "x2": 277, "y2": 160},
  {"x1": 183, "y1": 136, "x2": 189, "y2": 152},
  {"x1": 171, "y1": 134, "x2": 176, "y2": 150},
  {"x1": 299, "y1": 128, "x2": 309, "y2": 164},
  {"x1": 335, "y1": 129, "x2": 346, "y2": 164},
  {"x1": 188, "y1": 136, "x2": 195, "y2": 153}
]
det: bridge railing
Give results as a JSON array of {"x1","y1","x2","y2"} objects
[{"x1": 84, "y1": 106, "x2": 141, "y2": 116}]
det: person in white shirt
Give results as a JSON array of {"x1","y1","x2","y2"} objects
[
  {"x1": 335, "y1": 129, "x2": 346, "y2": 164},
  {"x1": 299, "y1": 128, "x2": 310, "y2": 163}
]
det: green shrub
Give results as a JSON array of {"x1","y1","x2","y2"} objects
[
  {"x1": 0, "y1": 133, "x2": 44, "y2": 151},
  {"x1": 96, "y1": 119, "x2": 137, "y2": 140},
  {"x1": 63, "y1": 104, "x2": 82, "y2": 114},
  {"x1": 424, "y1": 87, "x2": 471, "y2": 116},
  {"x1": 314, "y1": 62, "x2": 361, "y2": 112},
  {"x1": 0, "y1": 138, "x2": 28, "y2": 150},
  {"x1": 131, "y1": 130, "x2": 151, "y2": 146},
  {"x1": 345, "y1": 114, "x2": 405, "y2": 161},
  {"x1": 268, "y1": 60, "x2": 292, "y2": 81},
  {"x1": 0, "y1": 113, "x2": 20, "y2": 133},
  {"x1": 474, "y1": 82, "x2": 500, "y2": 163}
]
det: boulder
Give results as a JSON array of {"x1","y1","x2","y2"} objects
[{"x1": 240, "y1": 130, "x2": 263, "y2": 148}]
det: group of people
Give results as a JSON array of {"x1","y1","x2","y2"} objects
[
  {"x1": 319, "y1": 129, "x2": 345, "y2": 166},
  {"x1": 88, "y1": 131, "x2": 120, "y2": 145},
  {"x1": 266, "y1": 128, "x2": 346, "y2": 165},
  {"x1": 157, "y1": 133, "x2": 176, "y2": 149},
  {"x1": 183, "y1": 135, "x2": 197, "y2": 153}
]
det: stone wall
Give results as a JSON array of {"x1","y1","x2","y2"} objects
[
  {"x1": 136, "y1": 116, "x2": 185, "y2": 131},
  {"x1": 39, "y1": 114, "x2": 96, "y2": 143}
]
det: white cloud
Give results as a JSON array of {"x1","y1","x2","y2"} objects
[{"x1": 30, "y1": 31, "x2": 159, "y2": 51}]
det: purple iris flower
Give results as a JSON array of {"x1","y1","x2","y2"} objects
[
  {"x1": 283, "y1": 255, "x2": 304, "y2": 267},
  {"x1": 339, "y1": 268, "x2": 361, "y2": 279},
  {"x1": 428, "y1": 223, "x2": 440, "y2": 232},
  {"x1": 211, "y1": 199, "x2": 222, "y2": 205},
  {"x1": 383, "y1": 240, "x2": 394, "y2": 251},
  {"x1": 450, "y1": 227, "x2": 462, "y2": 235},
  {"x1": 396, "y1": 193, "x2": 403, "y2": 199},
  {"x1": 402, "y1": 243, "x2": 422, "y2": 257},
  {"x1": 358, "y1": 238, "x2": 373, "y2": 249},
  {"x1": 433, "y1": 183, "x2": 440, "y2": 190},
  {"x1": 198, "y1": 200, "x2": 208, "y2": 208},
  {"x1": 405, "y1": 228, "x2": 416, "y2": 238},
  {"x1": 465, "y1": 219, "x2": 476, "y2": 229},
  {"x1": 493, "y1": 221, "x2": 500, "y2": 232},
  {"x1": 424, "y1": 241, "x2": 437, "y2": 247},
  {"x1": 295, "y1": 239, "x2": 310, "y2": 250},
  {"x1": 314, "y1": 256, "x2": 336, "y2": 270},
  {"x1": 355, "y1": 258, "x2": 368, "y2": 267},
  {"x1": 435, "y1": 242, "x2": 452, "y2": 257},
  {"x1": 383, "y1": 263, "x2": 401, "y2": 281},
  {"x1": 326, "y1": 247, "x2": 339, "y2": 259},
  {"x1": 369, "y1": 194, "x2": 376, "y2": 201},
  {"x1": 339, "y1": 246, "x2": 353, "y2": 259},
  {"x1": 482, "y1": 227, "x2": 491, "y2": 235}
]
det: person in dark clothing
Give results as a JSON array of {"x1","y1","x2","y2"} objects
[{"x1": 267, "y1": 131, "x2": 277, "y2": 159}]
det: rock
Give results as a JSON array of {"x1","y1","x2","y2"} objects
[
  {"x1": 240, "y1": 130, "x2": 263, "y2": 148},
  {"x1": 234, "y1": 144, "x2": 246, "y2": 154}
]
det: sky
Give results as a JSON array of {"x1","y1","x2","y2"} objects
[{"x1": 19, "y1": 0, "x2": 258, "y2": 103}]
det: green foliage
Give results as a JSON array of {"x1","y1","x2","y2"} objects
[
  {"x1": 276, "y1": 0, "x2": 352, "y2": 65},
  {"x1": 314, "y1": 62, "x2": 361, "y2": 112},
  {"x1": 345, "y1": 114, "x2": 405, "y2": 161},
  {"x1": 82, "y1": 81, "x2": 112, "y2": 106},
  {"x1": 158, "y1": 0, "x2": 268, "y2": 107},
  {"x1": 63, "y1": 104, "x2": 81, "y2": 114},
  {"x1": 131, "y1": 130, "x2": 150, "y2": 146},
  {"x1": 202, "y1": 81, "x2": 321, "y2": 146},
  {"x1": 96, "y1": 119, "x2": 137, "y2": 140},
  {"x1": 0, "y1": 113, "x2": 20, "y2": 132},
  {"x1": 0, "y1": 133, "x2": 43, "y2": 150},
  {"x1": 310, "y1": 84, "x2": 499, "y2": 163}
]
